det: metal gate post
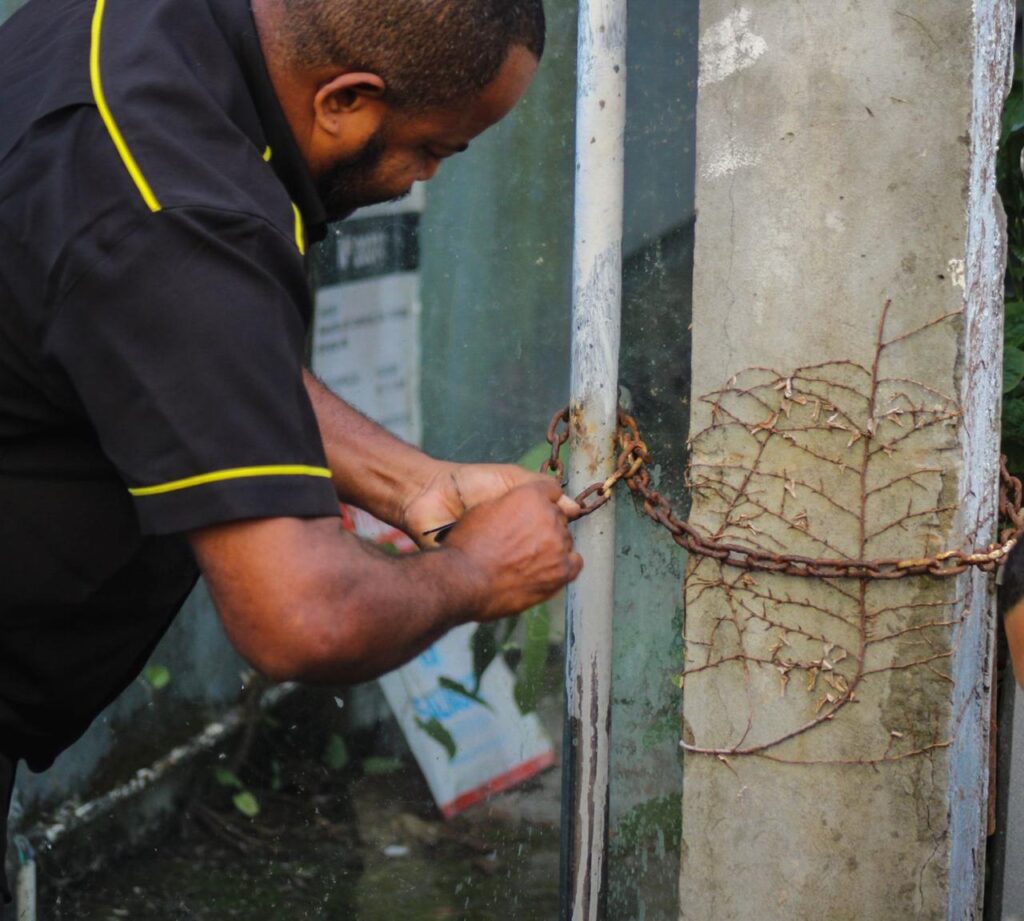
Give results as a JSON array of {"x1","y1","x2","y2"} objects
[{"x1": 559, "y1": 0, "x2": 627, "y2": 918}]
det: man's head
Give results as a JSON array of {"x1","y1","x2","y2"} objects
[{"x1": 255, "y1": 0, "x2": 545, "y2": 220}]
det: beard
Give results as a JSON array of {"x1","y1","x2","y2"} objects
[{"x1": 316, "y1": 129, "x2": 408, "y2": 222}]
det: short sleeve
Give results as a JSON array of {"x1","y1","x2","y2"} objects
[{"x1": 46, "y1": 206, "x2": 339, "y2": 534}]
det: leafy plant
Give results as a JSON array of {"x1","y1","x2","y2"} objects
[
  {"x1": 231, "y1": 791, "x2": 261, "y2": 818},
  {"x1": 213, "y1": 767, "x2": 261, "y2": 819},
  {"x1": 414, "y1": 717, "x2": 457, "y2": 760},
  {"x1": 466, "y1": 439, "x2": 563, "y2": 709},
  {"x1": 438, "y1": 676, "x2": 492, "y2": 710},
  {"x1": 415, "y1": 440, "x2": 564, "y2": 757},
  {"x1": 513, "y1": 602, "x2": 552, "y2": 714},
  {"x1": 999, "y1": 56, "x2": 1024, "y2": 471}
]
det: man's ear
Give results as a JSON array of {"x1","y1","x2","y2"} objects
[{"x1": 314, "y1": 72, "x2": 387, "y2": 137}]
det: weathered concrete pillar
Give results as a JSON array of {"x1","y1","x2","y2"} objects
[{"x1": 680, "y1": 3, "x2": 1013, "y2": 919}]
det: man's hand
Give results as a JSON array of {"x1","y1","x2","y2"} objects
[
  {"x1": 304, "y1": 372, "x2": 579, "y2": 539},
  {"x1": 441, "y1": 478, "x2": 584, "y2": 620},
  {"x1": 401, "y1": 462, "x2": 581, "y2": 547}
]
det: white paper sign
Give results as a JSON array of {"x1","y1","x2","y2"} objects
[{"x1": 378, "y1": 630, "x2": 555, "y2": 817}]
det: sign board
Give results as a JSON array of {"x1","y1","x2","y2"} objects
[{"x1": 312, "y1": 192, "x2": 422, "y2": 444}]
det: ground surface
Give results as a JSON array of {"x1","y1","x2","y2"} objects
[{"x1": 37, "y1": 692, "x2": 562, "y2": 921}]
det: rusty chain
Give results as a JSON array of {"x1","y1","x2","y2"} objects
[{"x1": 542, "y1": 406, "x2": 1024, "y2": 580}]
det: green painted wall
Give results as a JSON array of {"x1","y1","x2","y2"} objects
[{"x1": 419, "y1": 0, "x2": 578, "y2": 464}]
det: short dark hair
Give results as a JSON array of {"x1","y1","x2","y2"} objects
[{"x1": 281, "y1": 0, "x2": 546, "y2": 110}]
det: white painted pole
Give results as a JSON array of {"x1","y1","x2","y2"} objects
[{"x1": 560, "y1": 0, "x2": 627, "y2": 918}]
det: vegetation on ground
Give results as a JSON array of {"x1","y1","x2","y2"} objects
[{"x1": 1000, "y1": 58, "x2": 1024, "y2": 470}]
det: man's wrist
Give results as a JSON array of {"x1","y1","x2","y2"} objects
[{"x1": 426, "y1": 542, "x2": 489, "y2": 627}]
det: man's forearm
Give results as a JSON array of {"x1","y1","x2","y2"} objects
[
  {"x1": 194, "y1": 517, "x2": 482, "y2": 684},
  {"x1": 192, "y1": 480, "x2": 580, "y2": 686},
  {"x1": 285, "y1": 538, "x2": 482, "y2": 684},
  {"x1": 303, "y1": 370, "x2": 449, "y2": 529}
]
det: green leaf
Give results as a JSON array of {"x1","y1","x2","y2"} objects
[
  {"x1": 1005, "y1": 301, "x2": 1024, "y2": 348},
  {"x1": 232, "y1": 791, "x2": 260, "y2": 818},
  {"x1": 1005, "y1": 443, "x2": 1024, "y2": 479},
  {"x1": 323, "y1": 734, "x2": 350, "y2": 772},
  {"x1": 214, "y1": 768, "x2": 244, "y2": 790},
  {"x1": 513, "y1": 603, "x2": 552, "y2": 714},
  {"x1": 362, "y1": 756, "x2": 404, "y2": 776},
  {"x1": 414, "y1": 717, "x2": 457, "y2": 760},
  {"x1": 469, "y1": 619, "x2": 520, "y2": 694},
  {"x1": 142, "y1": 664, "x2": 171, "y2": 691},
  {"x1": 1002, "y1": 394, "x2": 1024, "y2": 442},
  {"x1": 1005, "y1": 344, "x2": 1024, "y2": 394},
  {"x1": 499, "y1": 617, "x2": 518, "y2": 646},
  {"x1": 471, "y1": 623, "x2": 499, "y2": 693},
  {"x1": 1003, "y1": 91, "x2": 1024, "y2": 145},
  {"x1": 438, "y1": 676, "x2": 492, "y2": 710}
]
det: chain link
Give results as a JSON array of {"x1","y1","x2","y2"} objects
[{"x1": 544, "y1": 406, "x2": 1024, "y2": 580}]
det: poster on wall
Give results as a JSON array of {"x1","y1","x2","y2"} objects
[
  {"x1": 311, "y1": 188, "x2": 424, "y2": 448},
  {"x1": 311, "y1": 189, "x2": 554, "y2": 818}
]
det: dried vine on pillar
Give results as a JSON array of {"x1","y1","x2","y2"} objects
[
  {"x1": 682, "y1": 303, "x2": 987, "y2": 764},
  {"x1": 549, "y1": 302, "x2": 1012, "y2": 766}
]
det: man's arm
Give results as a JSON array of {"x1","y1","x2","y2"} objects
[
  {"x1": 302, "y1": 370, "x2": 441, "y2": 531},
  {"x1": 999, "y1": 538, "x2": 1024, "y2": 687},
  {"x1": 190, "y1": 478, "x2": 582, "y2": 685},
  {"x1": 303, "y1": 371, "x2": 578, "y2": 542}
]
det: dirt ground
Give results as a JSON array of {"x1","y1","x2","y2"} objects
[{"x1": 37, "y1": 691, "x2": 562, "y2": 921}]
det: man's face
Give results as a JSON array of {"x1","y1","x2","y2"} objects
[{"x1": 315, "y1": 45, "x2": 539, "y2": 222}]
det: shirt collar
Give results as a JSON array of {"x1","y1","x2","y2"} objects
[{"x1": 207, "y1": 0, "x2": 328, "y2": 244}]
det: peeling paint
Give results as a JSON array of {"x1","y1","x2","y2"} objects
[
  {"x1": 698, "y1": 8, "x2": 767, "y2": 89},
  {"x1": 947, "y1": 2, "x2": 1014, "y2": 918},
  {"x1": 701, "y1": 142, "x2": 763, "y2": 180},
  {"x1": 948, "y1": 257, "x2": 966, "y2": 290}
]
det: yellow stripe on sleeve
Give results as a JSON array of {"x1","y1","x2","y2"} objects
[
  {"x1": 128, "y1": 465, "x2": 332, "y2": 497},
  {"x1": 262, "y1": 146, "x2": 273, "y2": 162},
  {"x1": 292, "y1": 203, "x2": 306, "y2": 255},
  {"x1": 90, "y1": 0, "x2": 162, "y2": 213}
]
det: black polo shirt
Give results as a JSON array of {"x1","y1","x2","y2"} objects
[{"x1": 0, "y1": 0, "x2": 341, "y2": 776}]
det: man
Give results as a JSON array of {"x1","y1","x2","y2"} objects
[
  {"x1": 999, "y1": 538, "x2": 1024, "y2": 687},
  {"x1": 0, "y1": 0, "x2": 582, "y2": 900}
]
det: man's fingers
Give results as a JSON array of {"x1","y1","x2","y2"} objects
[
  {"x1": 557, "y1": 494, "x2": 583, "y2": 520},
  {"x1": 520, "y1": 475, "x2": 565, "y2": 501},
  {"x1": 568, "y1": 552, "x2": 584, "y2": 580},
  {"x1": 517, "y1": 477, "x2": 581, "y2": 521}
]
